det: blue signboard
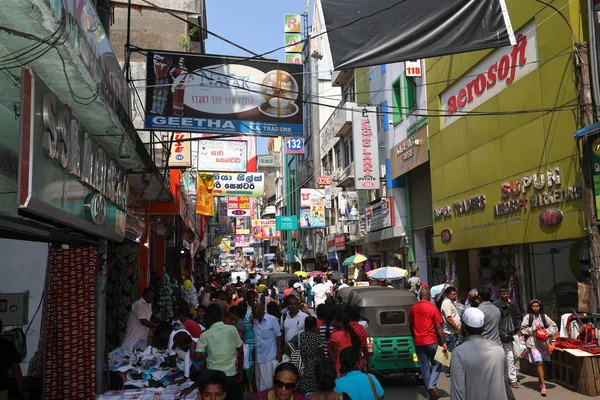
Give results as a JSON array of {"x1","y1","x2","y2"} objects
[{"x1": 285, "y1": 136, "x2": 305, "y2": 154}]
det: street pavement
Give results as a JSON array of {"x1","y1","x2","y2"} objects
[{"x1": 379, "y1": 372, "x2": 593, "y2": 399}]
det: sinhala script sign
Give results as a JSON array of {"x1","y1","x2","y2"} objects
[{"x1": 197, "y1": 140, "x2": 247, "y2": 172}]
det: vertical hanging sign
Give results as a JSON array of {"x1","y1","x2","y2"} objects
[
  {"x1": 284, "y1": 14, "x2": 303, "y2": 63},
  {"x1": 353, "y1": 108, "x2": 381, "y2": 189},
  {"x1": 195, "y1": 173, "x2": 214, "y2": 216},
  {"x1": 168, "y1": 132, "x2": 192, "y2": 168},
  {"x1": 592, "y1": 136, "x2": 600, "y2": 219}
]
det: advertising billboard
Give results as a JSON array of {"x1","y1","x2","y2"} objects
[
  {"x1": 353, "y1": 108, "x2": 381, "y2": 189},
  {"x1": 300, "y1": 189, "x2": 326, "y2": 228},
  {"x1": 145, "y1": 51, "x2": 303, "y2": 136},
  {"x1": 366, "y1": 197, "x2": 395, "y2": 233},
  {"x1": 227, "y1": 196, "x2": 252, "y2": 217},
  {"x1": 197, "y1": 139, "x2": 247, "y2": 172},
  {"x1": 213, "y1": 173, "x2": 265, "y2": 196},
  {"x1": 168, "y1": 132, "x2": 192, "y2": 168},
  {"x1": 251, "y1": 219, "x2": 280, "y2": 239}
]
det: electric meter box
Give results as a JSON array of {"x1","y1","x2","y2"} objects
[{"x1": 0, "y1": 292, "x2": 29, "y2": 326}]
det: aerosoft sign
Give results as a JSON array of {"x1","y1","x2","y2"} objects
[
  {"x1": 441, "y1": 22, "x2": 538, "y2": 127},
  {"x1": 145, "y1": 52, "x2": 303, "y2": 136},
  {"x1": 366, "y1": 197, "x2": 395, "y2": 233}
]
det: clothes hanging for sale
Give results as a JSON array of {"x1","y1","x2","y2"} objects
[{"x1": 44, "y1": 246, "x2": 99, "y2": 399}]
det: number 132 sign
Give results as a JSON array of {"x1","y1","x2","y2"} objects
[{"x1": 285, "y1": 137, "x2": 305, "y2": 154}]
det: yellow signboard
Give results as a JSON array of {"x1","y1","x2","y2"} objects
[{"x1": 195, "y1": 173, "x2": 214, "y2": 216}]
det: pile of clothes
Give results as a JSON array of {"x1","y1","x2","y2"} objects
[
  {"x1": 98, "y1": 381, "x2": 197, "y2": 400},
  {"x1": 107, "y1": 347, "x2": 186, "y2": 390},
  {"x1": 554, "y1": 338, "x2": 600, "y2": 355}
]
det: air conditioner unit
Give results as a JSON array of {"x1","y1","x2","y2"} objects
[
  {"x1": 380, "y1": 164, "x2": 386, "y2": 179},
  {"x1": 342, "y1": 225, "x2": 351, "y2": 234}
]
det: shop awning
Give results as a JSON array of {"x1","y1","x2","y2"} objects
[{"x1": 573, "y1": 122, "x2": 600, "y2": 140}]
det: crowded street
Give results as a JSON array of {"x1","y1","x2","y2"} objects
[{"x1": 2, "y1": 0, "x2": 600, "y2": 399}]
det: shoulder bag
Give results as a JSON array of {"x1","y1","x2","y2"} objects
[{"x1": 366, "y1": 373, "x2": 382, "y2": 400}]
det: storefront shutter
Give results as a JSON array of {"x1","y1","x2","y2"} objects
[{"x1": 410, "y1": 163, "x2": 433, "y2": 230}]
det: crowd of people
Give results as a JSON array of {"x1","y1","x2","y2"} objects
[
  {"x1": 410, "y1": 283, "x2": 558, "y2": 400},
  {"x1": 120, "y1": 274, "x2": 384, "y2": 400}
]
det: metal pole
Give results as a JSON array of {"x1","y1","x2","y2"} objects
[
  {"x1": 95, "y1": 240, "x2": 108, "y2": 395},
  {"x1": 124, "y1": 0, "x2": 132, "y2": 81}
]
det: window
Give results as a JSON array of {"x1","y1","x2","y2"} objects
[
  {"x1": 379, "y1": 311, "x2": 406, "y2": 325},
  {"x1": 346, "y1": 137, "x2": 353, "y2": 165},
  {"x1": 334, "y1": 143, "x2": 341, "y2": 170},
  {"x1": 392, "y1": 76, "x2": 418, "y2": 125},
  {"x1": 343, "y1": 78, "x2": 356, "y2": 103}
]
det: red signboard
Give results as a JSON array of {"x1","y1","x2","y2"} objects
[
  {"x1": 316, "y1": 176, "x2": 333, "y2": 186},
  {"x1": 335, "y1": 234, "x2": 346, "y2": 250}
]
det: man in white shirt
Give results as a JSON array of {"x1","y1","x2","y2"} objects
[
  {"x1": 122, "y1": 288, "x2": 158, "y2": 351},
  {"x1": 281, "y1": 295, "x2": 308, "y2": 342},
  {"x1": 312, "y1": 277, "x2": 329, "y2": 308},
  {"x1": 323, "y1": 275, "x2": 334, "y2": 295},
  {"x1": 167, "y1": 329, "x2": 196, "y2": 379},
  {"x1": 440, "y1": 286, "x2": 461, "y2": 353}
]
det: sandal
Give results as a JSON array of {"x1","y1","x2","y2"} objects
[{"x1": 541, "y1": 387, "x2": 547, "y2": 396}]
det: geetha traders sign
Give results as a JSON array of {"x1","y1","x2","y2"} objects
[{"x1": 145, "y1": 51, "x2": 303, "y2": 136}]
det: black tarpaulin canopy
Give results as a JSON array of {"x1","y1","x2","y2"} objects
[{"x1": 321, "y1": 0, "x2": 516, "y2": 70}]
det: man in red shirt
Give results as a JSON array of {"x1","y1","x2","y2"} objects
[{"x1": 409, "y1": 288, "x2": 448, "y2": 400}]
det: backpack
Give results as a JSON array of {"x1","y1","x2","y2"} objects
[{"x1": 578, "y1": 325, "x2": 596, "y2": 343}]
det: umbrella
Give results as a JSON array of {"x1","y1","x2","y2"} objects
[
  {"x1": 330, "y1": 271, "x2": 344, "y2": 281},
  {"x1": 294, "y1": 271, "x2": 308, "y2": 278},
  {"x1": 267, "y1": 265, "x2": 275, "y2": 270},
  {"x1": 367, "y1": 267, "x2": 409, "y2": 281},
  {"x1": 343, "y1": 254, "x2": 368, "y2": 265},
  {"x1": 308, "y1": 270, "x2": 324, "y2": 278},
  {"x1": 430, "y1": 283, "x2": 446, "y2": 298}
]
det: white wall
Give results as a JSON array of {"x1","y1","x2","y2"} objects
[{"x1": 0, "y1": 239, "x2": 48, "y2": 375}]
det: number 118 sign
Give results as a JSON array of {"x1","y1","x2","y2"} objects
[{"x1": 285, "y1": 137, "x2": 305, "y2": 154}]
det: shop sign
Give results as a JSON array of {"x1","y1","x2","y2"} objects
[
  {"x1": 339, "y1": 191, "x2": 360, "y2": 223},
  {"x1": 18, "y1": 68, "x2": 128, "y2": 241},
  {"x1": 591, "y1": 136, "x2": 600, "y2": 220},
  {"x1": 440, "y1": 228, "x2": 452, "y2": 243},
  {"x1": 335, "y1": 234, "x2": 346, "y2": 250},
  {"x1": 316, "y1": 176, "x2": 333, "y2": 186},
  {"x1": 242, "y1": 247, "x2": 255, "y2": 255},
  {"x1": 494, "y1": 166, "x2": 582, "y2": 216},
  {"x1": 195, "y1": 173, "x2": 214, "y2": 216},
  {"x1": 284, "y1": 14, "x2": 301, "y2": 33},
  {"x1": 197, "y1": 140, "x2": 248, "y2": 172},
  {"x1": 389, "y1": 126, "x2": 429, "y2": 179},
  {"x1": 144, "y1": 52, "x2": 303, "y2": 136},
  {"x1": 405, "y1": 60, "x2": 422, "y2": 77},
  {"x1": 235, "y1": 233, "x2": 252, "y2": 247},
  {"x1": 433, "y1": 195, "x2": 486, "y2": 221},
  {"x1": 353, "y1": 107, "x2": 381, "y2": 189},
  {"x1": 320, "y1": 105, "x2": 353, "y2": 155},
  {"x1": 213, "y1": 173, "x2": 265, "y2": 196},
  {"x1": 326, "y1": 235, "x2": 336, "y2": 252},
  {"x1": 276, "y1": 215, "x2": 298, "y2": 231},
  {"x1": 539, "y1": 208, "x2": 563, "y2": 226},
  {"x1": 300, "y1": 189, "x2": 326, "y2": 228},
  {"x1": 227, "y1": 196, "x2": 251, "y2": 216},
  {"x1": 168, "y1": 132, "x2": 192, "y2": 168},
  {"x1": 251, "y1": 219, "x2": 280, "y2": 239},
  {"x1": 366, "y1": 197, "x2": 395, "y2": 233},
  {"x1": 441, "y1": 22, "x2": 538, "y2": 127}
]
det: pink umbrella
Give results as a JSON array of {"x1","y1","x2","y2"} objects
[{"x1": 308, "y1": 271, "x2": 325, "y2": 278}]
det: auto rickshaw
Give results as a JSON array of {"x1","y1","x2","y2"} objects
[
  {"x1": 265, "y1": 273, "x2": 299, "y2": 295},
  {"x1": 342, "y1": 286, "x2": 393, "y2": 305},
  {"x1": 348, "y1": 289, "x2": 419, "y2": 375}
]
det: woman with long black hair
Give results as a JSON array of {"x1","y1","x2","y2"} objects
[
  {"x1": 520, "y1": 299, "x2": 557, "y2": 396},
  {"x1": 328, "y1": 305, "x2": 361, "y2": 376},
  {"x1": 319, "y1": 304, "x2": 335, "y2": 358}
]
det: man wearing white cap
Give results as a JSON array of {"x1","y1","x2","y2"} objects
[{"x1": 450, "y1": 307, "x2": 508, "y2": 400}]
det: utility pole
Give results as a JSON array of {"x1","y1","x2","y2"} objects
[{"x1": 575, "y1": 42, "x2": 600, "y2": 308}]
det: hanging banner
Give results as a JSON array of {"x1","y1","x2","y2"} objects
[
  {"x1": 145, "y1": 52, "x2": 303, "y2": 136},
  {"x1": 197, "y1": 139, "x2": 248, "y2": 172},
  {"x1": 213, "y1": 173, "x2": 265, "y2": 196},
  {"x1": 227, "y1": 196, "x2": 252, "y2": 216},
  {"x1": 321, "y1": 0, "x2": 515, "y2": 70},
  {"x1": 251, "y1": 219, "x2": 280, "y2": 239},
  {"x1": 235, "y1": 233, "x2": 252, "y2": 247},
  {"x1": 339, "y1": 191, "x2": 360, "y2": 224},
  {"x1": 366, "y1": 197, "x2": 395, "y2": 233},
  {"x1": 353, "y1": 108, "x2": 381, "y2": 189},
  {"x1": 195, "y1": 173, "x2": 214, "y2": 216},
  {"x1": 300, "y1": 189, "x2": 326, "y2": 228},
  {"x1": 168, "y1": 132, "x2": 192, "y2": 168}
]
